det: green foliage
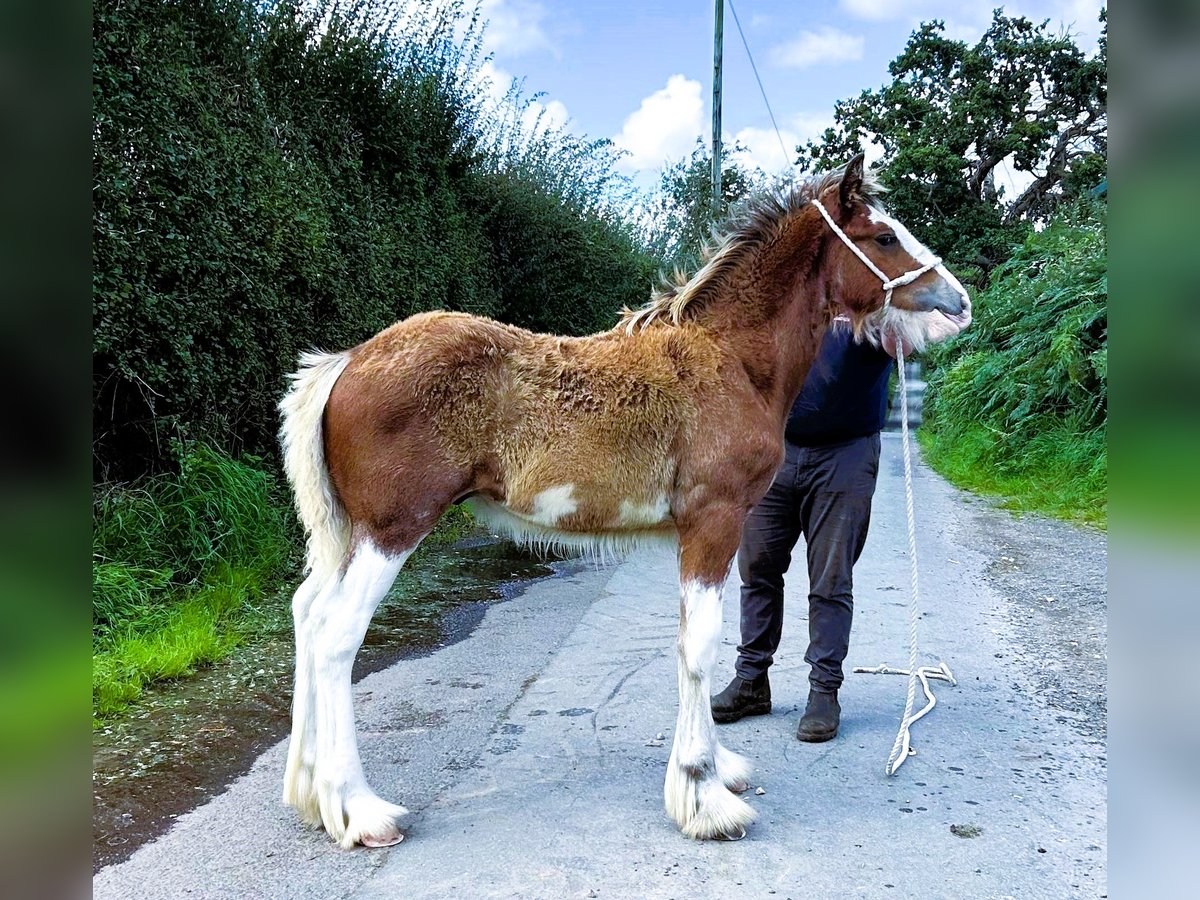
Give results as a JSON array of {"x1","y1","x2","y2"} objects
[
  {"x1": 640, "y1": 141, "x2": 760, "y2": 273},
  {"x1": 921, "y1": 202, "x2": 1107, "y2": 525},
  {"x1": 93, "y1": 570, "x2": 257, "y2": 716},
  {"x1": 92, "y1": 443, "x2": 295, "y2": 645},
  {"x1": 799, "y1": 9, "x2": 1107, "y2": 280},
  {"x1": 90, "y1": 440, "x2": 481, "y2": 716},
  {"x1": 92, "y1": 442, "x2": 298, "y2": 714},
  {"x1": 93, "y1": 0, "x2": 652, "y2": 479}
]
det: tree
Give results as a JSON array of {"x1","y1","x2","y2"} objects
[
  {"x1": 798, "y1": 9, "x2": 1106, "y2": 281},
  {"x1": 641, "y1": 140, "x2": 758, "y2": 274}
]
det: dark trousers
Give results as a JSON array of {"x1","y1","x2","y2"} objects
[{"x1": 735, "y1": 433, "x2": 881, "y2": 693}]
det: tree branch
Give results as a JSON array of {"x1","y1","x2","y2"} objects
[
  {"x1": 968, "y1": 152, "x2": 1004, "y2": 200},
  {"x1": 1003, "y1": 115, "x2": 1101, "y2": 223}
]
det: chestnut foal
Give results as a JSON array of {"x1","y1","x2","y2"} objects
[{"x1": 279, "y1": 155, "x2": 969, "y2": 848}]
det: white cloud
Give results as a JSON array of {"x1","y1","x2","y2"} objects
[
  {"x1": 479, "y1": 0, "x2": 555, "y2": 58},
  {"x1": 474, "y1": 60, "x2": 571, "y2": 140},
  {"x1": 843, "y1": 0, "x2": 1105, "y2": 50},
  {"x1": 734, "y1": 112, "x2": 835, "y2": 175},
  {"x1": 838, "y1": 0, "x2": 903, "y2": 21},
  {"x1": 477, "y1": 60, "x2": 515, "y2": 106},
  {"x1": 522, "y1": 98, "x2": 570, "y2": 135},
  {"x1": 769, "y1": 27, "x2": 864, "y2": 69},
  {"x1": 1044, "y1": 0, "x2": 1107, "y2": 48},
  {"x1": 613, "y1": 75, "x2": 705, "y2": 172}
]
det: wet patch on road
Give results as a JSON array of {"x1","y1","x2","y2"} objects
[{"x1": 93, "y1": 540, "x2": 570, "y2": 872}]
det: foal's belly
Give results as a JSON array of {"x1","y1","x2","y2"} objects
[
  {"x1": 464, "y1": 475, "x2": 678, "y2": 556},
  {"x1": 512, "y1": 481, "x2": 672, "y2": 532}
]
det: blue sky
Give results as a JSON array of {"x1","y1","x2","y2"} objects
[{"x1": 471, "y1": 0, "x2": 1106, "y2": 190}]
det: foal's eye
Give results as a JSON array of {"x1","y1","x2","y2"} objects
[{"x1": 875, "y1": 234, "x2": 898, "y2": 247}]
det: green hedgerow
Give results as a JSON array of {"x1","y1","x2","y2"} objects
[{"x1": 921, "y1": 201, "x2": 1107, "y2": 525}]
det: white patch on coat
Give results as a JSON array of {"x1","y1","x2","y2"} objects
[
  {"x1": 617, "y1": 494, "x2": 670, "y2": 527},
  {"x1": 530, "y1": 484, "x2": 578, "y2": 526},
  {"x1": 863, "y1": 205, "x2": 972, "y2": 350},
  {"x1": 466, "y1": 497, "x2": 677, "y2": 565},
  {"x1": 868, "y1": 205, "x2": 969, "y2": 306},
  {"x1": 868, "y1": 206, "x2": 937, "y2": 263}
]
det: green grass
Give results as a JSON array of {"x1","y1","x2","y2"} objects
[
  {"x1": 919, "y1": 422, "x2": 1106, "y2": 526},
  {"x1": 92, "y1": 444, "x2": 481, "y2": 719},
  {"x1": 92, "y1": 568, "x2": 261, "y2": 716},
  {"x1": 92, "y1": 444, "x2": 297, "y2": 717},
  {"x1": 921, "y1": 202, "x2": 1107, "y2": 528}
]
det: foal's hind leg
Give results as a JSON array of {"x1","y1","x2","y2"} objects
[
  {"x1": 283, "y1": 571, "x2": 329, "y2": 825},
  {"x1": 309, "y1": 539, "x2": 421, "y2": 848},
  {"x1": 665, "y1": 508, "x2": 754, "y2": 839}
]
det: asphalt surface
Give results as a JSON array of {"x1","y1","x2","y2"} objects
[{"x1": 94, "y1": 433, "x2": 1107, "y2": 899}]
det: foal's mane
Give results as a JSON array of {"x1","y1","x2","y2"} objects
[{"x1": 619, "y1": 165, "x2": 884, "y2": 334}]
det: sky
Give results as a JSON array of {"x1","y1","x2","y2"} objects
[{"x1": 471, "y1": 0, "x2": 1106, "y2": 193}]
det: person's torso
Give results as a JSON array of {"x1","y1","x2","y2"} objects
[{"x1": 784, "y1": 324, "x2": 892, "y2": 447}]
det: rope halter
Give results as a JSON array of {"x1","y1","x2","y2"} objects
[{"x1": 812, "y1": 200, "x2": 942, "y2": 309}]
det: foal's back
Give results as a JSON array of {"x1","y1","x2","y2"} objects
[{"x1": 324, "y1": 311, "x2": 724, "y2": 550}]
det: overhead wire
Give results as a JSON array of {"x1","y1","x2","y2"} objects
[{"x1": 725, "y1": 0, "x2": 792, "y2": 171}]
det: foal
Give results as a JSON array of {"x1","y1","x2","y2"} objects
[{"x1": 279, "y1": 155, "x2": 969, "y2": 848}]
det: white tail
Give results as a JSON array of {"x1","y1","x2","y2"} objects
[{"x1": 279, "y1": 350, "x2": 352, "y2": 581}]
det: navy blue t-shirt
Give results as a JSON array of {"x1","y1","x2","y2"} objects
[{"x1": 784, "y1": 325, "x2": 892, "y2": 447}]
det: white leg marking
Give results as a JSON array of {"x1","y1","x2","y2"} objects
[
  {"x1": 309, "y1": 542, "x2": 413, "y2": 848},
  {"x1": 665, "y1": 580, "x2": 754, "y2": 839},
  {"x1": 283, "y1": 571, "x2": 330, "y2": 825}
]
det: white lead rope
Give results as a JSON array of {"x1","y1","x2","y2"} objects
[
  {"x1": 809, "y1": 198, "x2": 956, "y2": 776},
  {"x1": 851, "y1": 346, "x2": 956, "y2": 776}
]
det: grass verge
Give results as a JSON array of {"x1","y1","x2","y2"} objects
[
  {"x1": 919, "y1": 423, "x2": 1106, "y2": 527},
  {"x1": 920, "y1": 202, "x2": 1106, "y2": 529},
  {"x1": 93, "y1": 444, "x2": 296, "y2": 718},
  {"x1": 92, "y1": 444, "x2": 479, "y2": 719}
]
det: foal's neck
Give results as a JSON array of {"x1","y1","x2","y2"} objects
[{"x1": 704, "y1": 205, "x2": 831, "y2": 427}]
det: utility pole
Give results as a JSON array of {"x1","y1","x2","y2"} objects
[{"x1": 711, "y1": 0, "x2": 724, "y2": 212}]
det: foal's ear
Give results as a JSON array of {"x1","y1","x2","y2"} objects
[{"x1": 839, "y1": 152, "x2": 866, "y2": 211}]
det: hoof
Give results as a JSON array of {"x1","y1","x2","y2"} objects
[
  {"x1": 360, "y1": 828, "x2": 405, "y2": 849},
  {"x1": 665, "y1": 754, "x2": 755, "y2": 841},
  {"x1": 340, "y1": 794, "x2": 409, "y2": 850}
]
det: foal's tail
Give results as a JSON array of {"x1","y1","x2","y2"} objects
[{"x1": 279, "y1": 350, "x2": 353, "y2": 582}]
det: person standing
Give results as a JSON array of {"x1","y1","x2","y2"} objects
[{"x1": 710, "y1": 313, "x2": 967, "y2": 742}]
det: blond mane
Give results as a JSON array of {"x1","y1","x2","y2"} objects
[{"x1": 619, "y1": 164, "x2": 885, "y2": 334}]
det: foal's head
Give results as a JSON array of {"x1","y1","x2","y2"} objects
[{"x1": 816, "y1": 153, "x2": 971, "y2": 350}]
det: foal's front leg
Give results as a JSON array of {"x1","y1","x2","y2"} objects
[{"x1": 665, "y1": 507, "x2": 754, "y2": 839}]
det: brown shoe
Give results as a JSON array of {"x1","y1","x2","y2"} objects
[
  {"x1": 710, "y1": 674, "x2": 771, "y2": 723},
  {"x1": 796, "y1": 689, "x2": 840, "y2": 742}
]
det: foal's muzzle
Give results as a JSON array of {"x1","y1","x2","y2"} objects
[{"x1": 908, "y1": 279, "x2": 966, "y2": 316}]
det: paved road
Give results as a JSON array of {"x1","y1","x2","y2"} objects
[{"x1": 94, "y1": 434, "x2": 1107, "y2": 899}]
